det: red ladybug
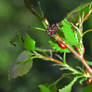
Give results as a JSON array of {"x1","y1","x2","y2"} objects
[{"x1": 58, "y1": 41, "x2": 67, "y2": 49}]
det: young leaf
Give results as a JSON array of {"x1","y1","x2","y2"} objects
[
  {"x1": 49, "y1": 40, "x2": 70, "y2": 53},
  {"x1": 59, "y1": 77, "x2": 78, "y2": 92},
  {"x1": 83, "y1": 83, "x2": 92, "y2": 92},
  {"x1": 34, "y1": 27, "x2": 45, "y2": 32},
  {"x1": 24, "y1": 34, "x2": 35, "y2": 51},
  {"x1": 66, "y1": 2, "x2": 92, "y2": 23},
  {"x1": 10, "y1": 33, "x2": 22, "y2": 47},
  {"x1": 9, "y1": 51, "x2": 33, "y2": 79},
  {"x1": 39, "y1": 85, "x2": 51, "y2": 92},
  {"x1": 60, "y1": 19, "x2": 78, "y2": 46},
  {"x1": 24, "y1": 0, "x2": 44, "y2": 20}
]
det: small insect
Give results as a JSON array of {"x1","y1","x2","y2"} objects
[{"x1": 58, "y1": 41, "x2": 67, "y2": 49}]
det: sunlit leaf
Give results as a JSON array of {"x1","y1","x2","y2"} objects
[
  {"x1": 60, "y1": 19, "x2": 78, "y2": 46},
  {"x1": 24, "y1": 34, "x2": 35, "y2": 51},
  {"x1": 83, "y1": 83, "x2": 92, "y2": 92},
  {"x1": 49, "y1": 40, "x2": 70, "y2": 53},
  {"x1": 39, "y1": 84, "x2": 57, "y2": 92},
  {"x1": 59, "y1": 77, "x2": 78, "y2": 92},
  {"x1": 39, "y1": 85, "x2": 51, "y2": 92},
  {"x1": 9, "y1": 51, "x2": 33, "y2": 79}
]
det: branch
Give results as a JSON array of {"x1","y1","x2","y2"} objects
[
  {"x1": 34, "y1": 51, "x2": 81, "y2": 74},
  {"x1": 54, "y1": 34, "x2": 92, "y2": 78},
  {"x1": 82, "y1": 29, "x2": 92, "y2": 37}
]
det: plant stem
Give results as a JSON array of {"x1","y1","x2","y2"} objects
[
  {"x1": 63, "y1": 52, "x2": 66, "y2": 64},
  {"x1": 37, "y1": 53, "x2": 64, "y2": 65},
  {"x1": 34, "y1": 52, "x2": 81, "y2": 74},
  {"x1": 81, "y1": 9, "x2": 92, "y2": 25},
  {"x1": 35, "y1": 48, "x2": 55, "y2": 52},
  {"x1": 24, "y1": 0, "x2": 42, "y2": 21},
  {"x1": 65, "y1": 43, "x2": 92, "y2": 76},
  {"x1": 82, "y1": 29, "x2": 92, "y2": 37},
  {"x1": 75, "y1": 9, "x2": 92, "y2": 26},
  {"x1": 54, "y1": 34, "x2": 92, "y2": 78}
]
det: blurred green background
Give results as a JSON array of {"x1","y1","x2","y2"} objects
[{"x1": 0, "y1": 0, "x2": 92, "y2": 92}]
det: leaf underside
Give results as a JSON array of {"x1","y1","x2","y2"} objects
[{"x1": 9, "y1": 51, "x2": 33, "y2": 79}]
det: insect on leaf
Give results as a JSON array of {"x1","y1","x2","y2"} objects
[
  {"x1": 49, "y1": 40, "x2": 70, "y2": 53},
  {"x1": 9, "y1": 50, "x2": 33, "y2": 79},
  {"x1": 24, "y1": 34, "x2": 35, "y2": 51}
]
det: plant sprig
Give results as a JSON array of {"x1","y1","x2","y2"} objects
[{"x1": 9, "y1": 1, "x2": 92, "y2": 92}]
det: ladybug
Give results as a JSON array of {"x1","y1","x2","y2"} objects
[{"x1": 58, "y1": 41, "x2": 67, "y2": 49}]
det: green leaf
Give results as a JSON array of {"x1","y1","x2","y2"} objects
[
  {"x1": 24, "y1": 34, "x2": 35, "y2": 51},
  {"x1": 83, "y1": 83, "x2": 92, "y2": 92},
  {"x1": 66, "y1": 2, "x2": 92, "y2": 23},
  {"x1": 49, "y1": 40, "x2": 70, "y2": 53},
  {"x1": 60, "y1": 19, "x2": 78, "y2": 46},
  {"x1": 9, "y1": 51, "x2": 33, "y2": 79},
  {"x1": 39, "y1": 85, "x2": 51, "y2": 92},
  {"x1": 86, "y1": 60, "x2": 92, "y2": 66},
  {"x1": 34, "y1": 27, "x2": 45, "y2": 32},
  {"x1": 49, "y1": 85, "x2": 57, "y2": 92},
  {"x1": 39, "y1": 84, "x2": 57, "y2": 92},
  {"x1": 59, "y1": 77, "x2": 78, "y2": 92},
  {"x1": 71, "y1": 24, "x2": 84, "y2": 56}
]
